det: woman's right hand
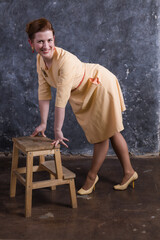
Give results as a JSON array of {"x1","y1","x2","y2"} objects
[
  {"x1": 52, "y1": 129, "x2": 69, "y2": 148},
  {"x1": 31, "y1": 123, "x2": 47, "y2": 137}
]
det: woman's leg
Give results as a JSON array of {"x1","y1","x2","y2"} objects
[
  {"x1": 82, "y1": 139, "x2": 109, "y2": 190},
  {"x1": 110, "y1": 132, "x2": 135, "y2": 184}
]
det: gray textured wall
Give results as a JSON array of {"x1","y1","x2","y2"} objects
[{"x1": 0, "y1": 0, "x2": 160, "y2": 155}]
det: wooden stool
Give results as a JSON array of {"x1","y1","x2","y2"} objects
[{"x1": 10, "y1": 136, "x2": 77, "y2": 217}]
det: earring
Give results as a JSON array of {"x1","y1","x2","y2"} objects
[{"x1": 31, "y1": 46, "x2": 34, "y2": 53}]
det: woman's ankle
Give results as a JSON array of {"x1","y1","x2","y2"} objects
[
  {"x1": 123, "y1": 169, "x2": 135, "y2": 177},
  {"x1": 87, "y1": 171, "x2": 97, "y2": 181}
]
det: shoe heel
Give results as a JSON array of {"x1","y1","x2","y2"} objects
[
  {"x1": 77, "y1": 175, "x2": 99, "y2": 195},
  {"x1": 114, "y1": 172, "x2": 138, "y2": 191}
]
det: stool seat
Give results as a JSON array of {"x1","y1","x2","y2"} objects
[
  {"x1": 13, "y1": 136, "x2": 57, "y2": 152},
  {"x1": 10, "y1": 136, "x2": 77, "y2": 217}
]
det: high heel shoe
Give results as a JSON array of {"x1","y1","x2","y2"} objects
[
  {"x1": 114, "y1": 172, "x2": 138, "y2": 191},
  {"x1": 77, "y1": 175, "x2": 99, "y2": 195}
]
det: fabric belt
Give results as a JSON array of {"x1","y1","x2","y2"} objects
[{"x1": 71, "y1": 72, "x2": 85, "y2": 92}]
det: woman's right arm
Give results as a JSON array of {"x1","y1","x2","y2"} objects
[{"x1": 31, "y1": 100, "x2": 50, "y2": 137}]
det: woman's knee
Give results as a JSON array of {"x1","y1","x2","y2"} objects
[{"x1": 110, "y1": 132, "x2": 120, "y2": 141}]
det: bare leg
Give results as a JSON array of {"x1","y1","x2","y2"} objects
[
  {"x1": 110, "y1": 132, "x2": 135, "y2": 184},
  {"x1": 82, "y1": 140, "x2": 109, "y2": 190}
]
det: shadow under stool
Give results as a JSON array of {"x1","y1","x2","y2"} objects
[{"x1": 10, "y1": 136, "x2": 77, "y2": 217}]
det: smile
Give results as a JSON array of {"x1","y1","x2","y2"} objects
[{"x1": 42, "y1": 50, "x2": 50, "y2": 53}]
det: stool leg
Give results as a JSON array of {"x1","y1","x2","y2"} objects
[
  {"x1": 39, "y1": 155, "x2": 45, "y2": 164},
  {"x1": 10, "y1": 144, "x2": 19, "y2": 197},
  {"x1": 69, "y1": 179, "x2": 77, "y2": 208},
  {"x1": 25, "y1": 152, "x2": 33, "y2": 217},
  {"x1": 50, "y1": 174, "x2": 56, "y2": 190},
  {"x1": 54, "y1": 149, "x2": 63, "y2": 179},
  {"x1": 39, "y1": 155, "x2": 56, "y2": 191}
]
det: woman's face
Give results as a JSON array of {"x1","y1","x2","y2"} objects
[{"x1": 32, "y1": 30, "x2": 55, "y2": 60}]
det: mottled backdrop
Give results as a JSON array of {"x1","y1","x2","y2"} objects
[{"x1": 0, "y1": 0, "x2": 160, "y2": 155}]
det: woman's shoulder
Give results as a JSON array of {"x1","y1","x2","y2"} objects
[
  {"x1": 36, "y1": 53, "x2": 42, "y2": 69},
  {"x1": 55, "y1": 47, "x2": 78, "y2": 61},
  {"x1": 36, "y1": 53, "x2": 46, "y2": 70},
  {"x1": 36, "y1": 53, "x2": 43, "y2": 65},
  {"x1": 36, "y1": 53, "x2": 41, "y2": 61}
]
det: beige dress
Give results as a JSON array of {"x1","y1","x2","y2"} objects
[{"x1": 37, "y1": 47, "x2": 126, "y2": 144}]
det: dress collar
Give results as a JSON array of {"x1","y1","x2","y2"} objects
[{"x1": 41, "y1": 47, "x2": 57, "y2": 71}]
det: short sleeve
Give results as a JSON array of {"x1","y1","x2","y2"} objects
[
  {"x1": 55, "y1": 57, "x2": 75, "y2": 108},
  {"x1": 37, "y1": 55, "x2": 52, "y2": 101}
]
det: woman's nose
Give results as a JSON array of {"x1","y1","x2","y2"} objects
[{"x1": 43, "y1": 41, "x2": 49, "y2": 48}]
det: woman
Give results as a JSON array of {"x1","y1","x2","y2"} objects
[{"x1": 26, "y1": 18, "x2": 138, "y2": 194}]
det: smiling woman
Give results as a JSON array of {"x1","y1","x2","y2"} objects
[
  {"x1": 26, "y1": 18, "x2": 55, "y2": 68},
  {"x1": 31, "y1": 31, "x2": 55, "y2": 68},
  {"x1": 25, "y1": 18, "x2": 138, "y2": 195}
]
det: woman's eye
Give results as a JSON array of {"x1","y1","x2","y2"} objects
[{"x1": 48, "y1": 39, "x2": 53, "y2": 42}]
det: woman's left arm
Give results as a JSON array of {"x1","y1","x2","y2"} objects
[{"x1": 52, "y1": 106, "x2": 69, "y2": 148}]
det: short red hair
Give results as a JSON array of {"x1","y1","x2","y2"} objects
[{"x1": 26, "y1": 18, "x2": 55, "y2": 41}]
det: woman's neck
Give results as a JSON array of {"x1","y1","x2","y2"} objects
[
  {"x1": 44, "y1": 58, "x2": 53, "y2": 69},
  {"x1": 43, "y1": 48, "x2": 55, "y2": 69}
]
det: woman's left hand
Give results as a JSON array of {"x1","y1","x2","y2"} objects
[{"x1": 52, "y1": 130, "x2": 69, "y2": 148}]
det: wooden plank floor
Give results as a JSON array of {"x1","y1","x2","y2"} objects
[{"x1": 0, "y1": 154, "x2": 160, "y2": 240}]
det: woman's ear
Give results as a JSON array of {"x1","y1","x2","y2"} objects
[
  {"x1": 53, "y1": 35, "x2": 56, "y2": 46},
  {"x1": 28, "y1": 39, "x2": 32, "y2": 47},
  {"x1": 28, "y1": 39, "x2": 34, "y2": 53}
]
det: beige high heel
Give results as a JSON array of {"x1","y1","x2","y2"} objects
[
  {"x1": 114, "y1": 172, "x2": 138, "y2": 191},
  {"x1": 77, "y1": 175, "x2": 99, "y2": 195}
]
